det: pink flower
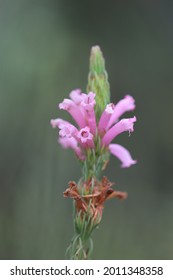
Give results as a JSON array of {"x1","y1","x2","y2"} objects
[
  {"x1": 80, "y1": 92, "x2": 96, "y2": 111},
  {"x1": 98, "y1": 103, "x2": 115, "y2": 134},
  {"x1": 77, "y1": 126, "x2": 94, "y2": 149},
  {"x1": 102, "y1": 116, "x2": 137, "y2": 146},
  {"x1": 59, "y1": 98, "x2": 86, "y2": 128},
  {"x1": 51, "y1": 89, "x2": 137, "y2": 168},
  {"x1": 50, "y1": 118, "x2": 78, "y2": 138},
  {"x1": 108, "y1": 95, "x2": 135, "y2": 129},
  {"x1": 80, "y1": 92, "x2": 97, "y2": 134}
]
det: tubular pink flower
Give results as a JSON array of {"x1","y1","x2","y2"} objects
[
  {"x1": 109, "y1": 144, "x2": 137, "y2": 168},
  {"x1": 80, "y1": 92, "x2": 96, "y2": 134},
  {"x1": 98, "y1": 103, "x2": 115, "y2": 134},
  {"x1": 58, "y1": 136, "x2": 85, "y2": 160},
  {"x1": 50, "y1": 118, "x2": 78, "y2": 138},
  {"x1": 108, "y1": 95, "x2": 136, "y2": 128},
  {"x1": 102, "y1": 116, "x2": 137, "y2": 146},
  {"x1": 81, "y1": 92, "x2": 96, "y2": 111},
  {"x1": 59, "y1": 123, "x2": 78, "y2": 138},
  {"x1": 51, "y1": 118, "x2": 70, "y2": 129},
  {"x1": 77, "y1": 126, "x2": 95, "y2": 149},
  {"x1": 59, "y1": 98, "x2": 86, "y2": 128}
]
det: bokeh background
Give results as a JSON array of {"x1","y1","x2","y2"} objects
[{"x1": 1, "y1": 0, "x2": 173, "y2": 259}]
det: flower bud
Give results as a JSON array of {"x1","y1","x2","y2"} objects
[{"x1": 87, "y1": 46, "x2": 110, "y2": 120}]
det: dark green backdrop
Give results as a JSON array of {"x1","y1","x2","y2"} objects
[{"x1": 0, "y1": 0, "x2": 173, "y2": 259}]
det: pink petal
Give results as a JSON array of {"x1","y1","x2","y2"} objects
[
  {"x1": 109, "y1": 144, "x2": 137, "y2": 168},
  {"x1": 59, "y1": 124, "x2": 78, "y2": 138},
  {"x1": 102, "y1": 116, "x2": 137, "y2": 146},
  {"x1": 52, "y1": 118, "x2": 70, "y2": 128},
  {"x1": 108, "y1": 95, "x2": 136, "y2": 128},
  {"x1": 51, "y1": 118, "x2": 78, "y2": 138},
  {"x1": 98, "y1": 103, "x2": 115, "y2": 134},
  {"x1": 85, "y1": 110, "x2": 97, "y2": 134},
  {"x1": 69, "y1": 89, "x2": 83, "y2": 104},
  {"x1": 77, "y1": 126, "x2": 95, "y2": 149},
  {"x1": 58, "y1": 137, "x2": 85, "y2": 160},
  {"x1": 59, "y1": 98, "x2": 86, "y2": 128},
  {"x1": 80, "y1": 92, "x2": 97, "y2": 134},
  {"x1": 81, "y1": 92, "x2": 96, "y2": 111},
  {"x1": 51, "y1": 118, "x2": 72, "y2": 129}
]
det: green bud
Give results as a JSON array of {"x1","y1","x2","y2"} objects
[{"x1": 87, "y1": 46, "x2": 110, "y2": 120}]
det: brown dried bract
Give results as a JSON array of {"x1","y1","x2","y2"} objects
[{"x1": 63, "y1": 176, "x2": 127, "y2": 222}]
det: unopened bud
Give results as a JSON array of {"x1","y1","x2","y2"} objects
[{"x1": 87, "y1": 46, "x2": 110, "y2": 119}]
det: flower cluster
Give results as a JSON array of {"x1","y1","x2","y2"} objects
[{"x1": 51, "y1": 89, "x2": 137, "y2": 169}]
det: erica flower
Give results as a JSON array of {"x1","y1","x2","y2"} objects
[
  {"x1": 51, "y1": 46, "x2": 138, "y2": 260},
  {"x1": 51, "y1": 89, "x2": 137, "y2": 170},
  {"x1": 77, "y1": 126, "x2": 95, "y2": 149}
]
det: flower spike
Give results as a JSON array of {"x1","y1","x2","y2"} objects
[{"x1": 50, "y1": 45, "x2": 137, "y2": 260}]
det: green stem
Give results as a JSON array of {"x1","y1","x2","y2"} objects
[{"x1": 66, "y1": 234, "x2": 93, "y2": 260}]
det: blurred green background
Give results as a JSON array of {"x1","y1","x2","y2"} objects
[{"x1": 1, "y1": 0, "x2": 173, "y2": 259}]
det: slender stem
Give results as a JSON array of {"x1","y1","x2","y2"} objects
[{"x1": 66, "y1": 234, "x2": 93, "y2": 260}]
